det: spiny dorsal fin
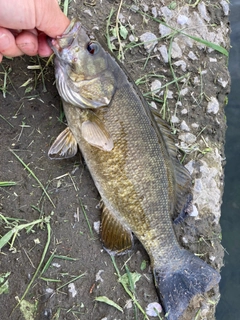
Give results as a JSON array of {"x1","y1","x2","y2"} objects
[
  {"x1": 48, "y1": 127, "x2": 78, "y2": 159},
  {"x1": 150, "y1": 107, "x2": 193, "y2": 218},
  {"x1": 81, "y1": 110, "x2": 114, "y2": 152},
  {"x1": 100, "y1": 201, "x2": 133, "y2": 255}
]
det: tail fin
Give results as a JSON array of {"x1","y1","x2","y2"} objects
[{"x1": 153, "y1": 249, "x2": 220, "y2": 320}]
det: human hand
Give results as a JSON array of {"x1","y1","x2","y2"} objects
[{"x1": 0, "y1": 0, "x2": 70, "y2": 62}]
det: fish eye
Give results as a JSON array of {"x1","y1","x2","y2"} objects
[{"x1": 87, "y1": 42, "x2": 99, "y2": 55}]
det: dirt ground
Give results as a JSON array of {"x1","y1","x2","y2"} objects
[{"x1": 0, "y1": 1, "x2": 230, "y2": 320}]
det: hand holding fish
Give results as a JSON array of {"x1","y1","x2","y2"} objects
[{"x1": 0, "y1": 0, "x2": 69, "y2": 62}]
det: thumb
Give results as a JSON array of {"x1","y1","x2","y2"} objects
[{"x1": 35, "y1": 1, "x2": 70, "y2": 37}]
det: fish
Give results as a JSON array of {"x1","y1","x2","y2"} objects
[{"x1": 48, "y1": 19, "x2": 220, "y2": 320}]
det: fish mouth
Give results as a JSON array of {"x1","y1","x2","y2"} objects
[{"x1": 47, "y1": 19, "x2": 81, "y2": 53}]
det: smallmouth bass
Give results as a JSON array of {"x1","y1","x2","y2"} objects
[{"x1": 48, "y1": 19, "x2": 220, "y2": 320}]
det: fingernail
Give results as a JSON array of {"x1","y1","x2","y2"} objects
[{"x1": 0, "y1": 33, "x2": 10, "y2": 50}]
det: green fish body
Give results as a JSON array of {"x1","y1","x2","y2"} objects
[{"x1": 48, "y1": 20, "x2": 220, "y2": 320}]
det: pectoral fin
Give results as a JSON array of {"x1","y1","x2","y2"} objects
[
  {"x1": 81, "y1": 111, "x2": 114, "y2": 152},
  {"x1": 48, "y1": 127, "x2": 78, "y2": 159},
  {"x1": 100, "y1": 201, "x2": 133, "y2": 255}
]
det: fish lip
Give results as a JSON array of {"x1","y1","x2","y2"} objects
[{"x1": 47, "y1": 19, "x2": 82, "y2": 54}]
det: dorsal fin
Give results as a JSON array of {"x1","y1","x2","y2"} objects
[
  {"x1": 100, "y1": 201, "x2": 133, "y2": 255},
  {"x1": 150, "y1": 107, "x2": 193, "y2": 218}
]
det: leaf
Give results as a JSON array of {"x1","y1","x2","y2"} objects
[
  {"x1": 0, "y1": 272, "x2": 11, "y2": 294},
  {"x1": 18, "y1": 299, "x2": 37, "y2": 320},
  {"x1": 95, "y1": 296, "x2": 123, "y2": 312},
  {"x1": 0, "y1": 228, "x2": 16, "y2": 249},
  {"x1": 140, "y1": 260, "x2": 147, "y2": 271},
  {"x1": 120, "y1": 271, "x2": 141, "y2": 289},
  {"x1": 120, "y1": 25, "x2": 128, "y2": 39}
]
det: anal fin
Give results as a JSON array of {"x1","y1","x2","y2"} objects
[{"x1": 100, "y1": 201, "x2": 133, "y2": 255}]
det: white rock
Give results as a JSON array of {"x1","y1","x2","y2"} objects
[
  {"x1": 125, "y1": 299, "x2": 133, "y2": 309},
  {"x1": 118, "y1": 13, "x2": 126, "y2": 24},
  {"x1": 174, "y1": 60, "x2": 186, "y2": 72},
  {"x1": 150, "y1": 101, "x2": 157, "y2": 109},
  {"x1": 158, "y1": 45, "x2": 168, "y2": 63},
  {"x1": 189, "y1": 204, "x2": 199, "y2": 217},
  {"x1": 129, "y1": 34, "x2": 136, "y2": 42},
  {"x1": 182, "y1": 236, "x2": 188, "y2": 244},
  {"x1": 140, "y1": 32, "x2": 158, "y2": 52},
  {"x1": 95, "y1": 270, "x2": 104, "y2": 282},
  {"x1": 177, "y1": 15, "x2": 189, "y2": 25},
  {"x1": 207, "y1": 97, "x2": 219, "y2": 114},
  {"x1": 167, "y1": 90, "x2": 174, "y2": 99},
  {"x1": 198, "y1": 2, "x2": 211, "y2": 22},
  {"x1": 181, "y1": 108, "x2": 188, "y2": 115},
  {"x1": 218, "y1": 78, "x2": 228, "y2": 88},
  {"x1": 146, "y1": 302, "x2": 162, "y2": 317},
  {"x1": 46, "y1": 288, "x2": 54, "y2": 294},
  {"x1": 171, "y1": 115, "x2": 180, "y2": 124},
  {"x1": 209, "y1": 255, "x2": 216, "y2": 261},
  {"x1": 161, "y1": 6, "x2": 173, "y2": 19},
  {"x1": 52, "y1": 262, "x2": 61, "y2": 268},
  {"x1": 210, "y1": 57, "x2": 217, "y2": 62},
  {"x1": 159, "y1": 24, "x2": 171, "y2": 37},
  {"x1": 220, "y1": 0, "x2": 229, "y2": 16},
  {"x1": 141, "y1": 4, "x2": 148, "y2": 12},
  {"x1": 171, "y1": 41, "x2": 182, "y2": 59},
  {"x1": 185, "y1": 160, "x2": 195, "y2": 175},
  {"x1": 188, "y1": 51, "x2": 198, "y2": 60},
  {"x1": 193, "y1": 76, "x2": 200, "y2": 84},
  {"x1": 152, "y1": 7, "x2": 158, "y2": 18},
  {"x1": 93, "y1": 221, "x2": 100, "y2": 234},
  {"x1": 68, "y1": 283, "x2": 77, "y2": 298},
  {"x1": 180, "y1": 88, "x2": 188, "y2": 96},
  {"x1": 191, "y1": 123, "x2": 199, "y2": 129},
  {"x1": 179, "y1": 133, "x2": 197, "y2": 144},
  {"x1": 180, "y1": 120, "x2": 190, "y2": 132},
  {"x1": 151, "y1": 80, "x2": 162, "y2": 94},
  {"x1": 83, "y1": 9, "x2": 92, "y2": 17}
]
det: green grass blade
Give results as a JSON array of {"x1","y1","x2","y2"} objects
[
  {"x1": 95, "y1": 296, "x2": 123, "y2": 313},
  {"x1": 10, "y1": 149, "x2": 55, "y2": 208},
  {"x1": 0, "y1": 181, "x2": 16, "y2": 187}
]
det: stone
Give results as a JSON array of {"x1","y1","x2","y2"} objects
[{"x1": 207, "y1": 97, "x2": 219, "y2": 114}]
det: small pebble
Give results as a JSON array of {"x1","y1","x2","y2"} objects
[
  {"x1": 179, "y1": 132, "x2": 197, "y2": 144},
  {"x1": 180, "y1": 88, "x2": 188, "y2": 96},
  {"x1": 140, "y1": 32, "x2": 158, "y2": 52},
  {"x1": 180, "y1": 120, "x2": 190, "y2": 132},
  {"x1": 158, "y1": 45, "x2": 168, "y2": 63},
  {"x1": 188, "y1": 51, "x2": 198, "y2": 60},
  {"x1": 207, "y1": 97, "x2": 219, "y2": 114},
  {"x1": 177, "y1": 15, "x2": 189, "y2": 25},
  {"x1": 146, "y1": 302, "x2": 162, "y2": 317},
  {"x1": 151, "y1": 80, "x2": 162, "y2": 94},
  {"x1": 174, "y1": 60, "x2": 186, "y2": 72},
  {"x1": 189, "y1": 204, "x2": 199, "y2": 217},
  {"x1": 181, "y1": 108, "x2": 188, "y2": 115},
  {"x1": 171, "y1": 41, "x2": 182, "y2": 59},
  {"x1": 152, "y1": 7, "x2": 158, "y2": 18},
  {"x1": 171, "y1": 115, "x2": 180, "y2": 124}
]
